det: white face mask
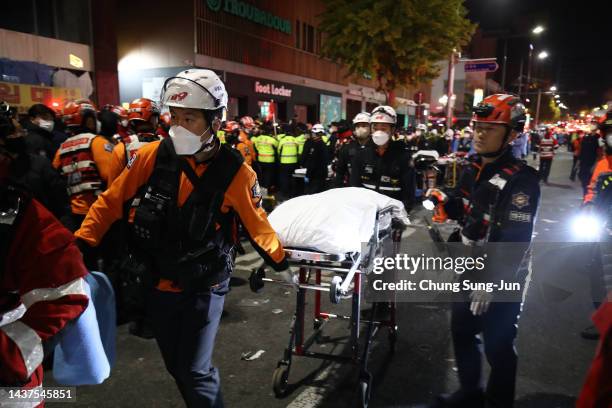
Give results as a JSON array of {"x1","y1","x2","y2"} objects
[
  {"x1": 121, "y1": 119, "x2": 129, "y2": 128},
  {"x1": 372, "y1": 130, "x2": 390, "y2": 146},
  {"x1": 354, "y1": 127, "x2": 370, "y2": 139},
  {"x1": 37, "y1": 118, "x2": 54, "y2": 132},
  {"x1": 606, "y1": 133, "x2": 612, "y2": 148},
  {"x1": 169, "y1": 125, "x2": 214, "y2": 155},
  {"x1": 96, "y1": 120, "x2": 102, "y2": 134}
]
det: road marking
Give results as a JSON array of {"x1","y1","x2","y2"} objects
[{"x1": 286, "y1": 363, "x2": 341, "y2": 408}]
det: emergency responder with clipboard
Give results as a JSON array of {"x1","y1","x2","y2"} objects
[{"x1": 75, "y1": 69, "x2": 290, "y2": 407}]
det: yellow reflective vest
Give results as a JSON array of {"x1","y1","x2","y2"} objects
[
  {"x1": 252, "y1": 134, "x2": 278, "y2": 163},
  {"x1": 278, "y1": 135, "x2": 298, "y2": 164}
]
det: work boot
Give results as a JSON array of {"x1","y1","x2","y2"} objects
[
  {"x1": 580, "y1": 324, "x2": 600, "y2": 340},
  {"x1": 431, "y1": 389, "x2": 485, "y2": 408}
]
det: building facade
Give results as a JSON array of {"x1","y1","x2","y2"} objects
[{"x1": 115, "y1": 0, "x2": 430, "y2": 125}]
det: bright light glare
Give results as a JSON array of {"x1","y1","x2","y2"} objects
[
  {"x1": 571, "y1": 214, "x2": 603, "y2": 241},
  {"x1": 532, "y1": 25, "x2": 545, "y2": 34},
  {"x1": 538, "y1": 51, "x2": 549, "y2": 59},
  {"x1": 550, "y1": 86, "x2": 557, "y2": 91}
]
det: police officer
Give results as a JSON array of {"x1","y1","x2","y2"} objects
[
  {"x1": 75, "y1": 69, "x2": 289, "y2": 407},
  {"x1": 301, "y1": 124, "x2": 330, "y2": 194},
  {"x1": 251, "y1": 123, "x2": 278, "y2": 189},
  {"x1": 277, "y1": 126, "x2": 298, "y2": 200},
  {"x1": 334, "y1": 112, "x2": 372, "y2": 187},
  {"x1": 350, "y1": 105, "x2": 416, "y2": 212},
  {"x1": 427, "y1": 94, "x2": 540, "y2": 408}
]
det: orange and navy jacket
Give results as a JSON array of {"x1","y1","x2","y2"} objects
[
  {"x1": 1, "y1": 199, "x2": 88, "y2": 390},
  {"x1": 240, "y1": 130, "x2": 257, "y2": 163},
  {"x1": 75, "y1": 141, "x2": 287, "y2": 292},
  {"x1": 584, "y1": 155, "x2": 612, "y2": 204},
  {"x1": 52, "y1": 133, "x2": 114, "y2": 215}
]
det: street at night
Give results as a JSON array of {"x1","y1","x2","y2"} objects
[{"x1": 1, "y1": 1, "x2": 610, "y2": 408}]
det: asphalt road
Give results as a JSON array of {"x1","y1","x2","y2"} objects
[{"x1": 46, "y1": 149, "x2": 599, "y2": 408}]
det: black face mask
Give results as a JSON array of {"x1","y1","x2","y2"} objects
[{"x1": 4, "y1": 137, "x2": 26, "y2": 155}]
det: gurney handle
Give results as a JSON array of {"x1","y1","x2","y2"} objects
[{"x1": 261, "y1": 277, "x2": 331, "y2": 292}]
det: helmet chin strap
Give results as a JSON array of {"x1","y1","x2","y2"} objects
[{"x1": 479, "y1": 126, "x2": 512, "y2": 158}]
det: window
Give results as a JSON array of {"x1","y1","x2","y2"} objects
[
  {"x1": 306, "y1": 24, "x2": 314, "y2": 53},
  {"x1": 295, "y1": 19, "x2": 316, "y2": 54}
]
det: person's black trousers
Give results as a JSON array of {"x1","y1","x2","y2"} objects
[
  {"x1": 256, "y1": 162, "x2": 276, "y2": 189},
  {"x1": 570, "y1": 156, "x2": 579, "y2": 181},
  {"x1": 539, "y1": 158, "x2": 553, "y2": 183},
  {"x1": 578, "y1": 165, "x2": 594, "y2": 197},
  {"x1": 278, "y1": 164, "x2": 297, "y2": 199},
  {"x1": 451, "y1": 300, "x2": 522, "y2": 408},
  {"x1": 148, "y1": 279, "x2": 229, "y2": 408}
]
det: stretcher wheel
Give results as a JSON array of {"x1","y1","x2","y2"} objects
[
  {"x1": 249, "y1": 267, "x2": 265, "y2": 293},
  {"x1": 330, "y1": 276, "x2": 342, "y2": 304},
  {"x1": 272, "y1": 365, "x2": 290, "y2": 397}
]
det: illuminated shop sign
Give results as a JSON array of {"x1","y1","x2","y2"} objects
[
  {"x1": 254, "y1": 81, "x2": 293, "y2": 97},
  {"x1": 206, "y1": 0, "x2": 292, "y2": 34}
]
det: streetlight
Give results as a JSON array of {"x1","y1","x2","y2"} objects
[
  {"x1": 502, "y1": 25, "x2": 545, "y2": 92},
  {"x1": 550, "y1": 86, "x2": 557, "y2": 91},
  {"x1": 538, "y1": 50, "x2": 549, "y2": 60}
]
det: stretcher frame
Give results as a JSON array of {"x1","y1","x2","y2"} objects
[{"x1": 251, "y1": 206, "x2": 400, "y2": 407}]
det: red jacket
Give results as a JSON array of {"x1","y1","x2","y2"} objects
[
  {"x1": 577, "y1": 299, "x2": 612, "y2": 408},
  {"x1": 0, "y1": 198, "x2": 88, "y2": 404}
]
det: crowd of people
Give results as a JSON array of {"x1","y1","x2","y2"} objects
[{"x1": 1, "y1": 69, "x2": 610, "y2": 408}]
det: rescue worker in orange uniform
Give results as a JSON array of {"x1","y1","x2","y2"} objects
[
  {"x1": 239, "y1": 116, "x2": 257, "y2": 163},
  {"x1": 107, "y1": 98, "x2": 161, "y2": 186},
  {"x1": 52, "y1": 99, "x2": 114, "y2": 236},
  {"x1": 75, "y1": 69, "x2": 289, "y2": 407},
  {"x1": 224, "y1": 121, "x2": 255, "y2": 167},
  {"x1": 157, "y1": 111, "x2": 172, "y2": 139}
]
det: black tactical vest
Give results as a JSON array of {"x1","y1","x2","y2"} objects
[{"x1": 129, "y1": 138, "x2": 244, "y2": 291}]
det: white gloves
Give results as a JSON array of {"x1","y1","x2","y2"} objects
[{"x1": 469, "y1": 290, "x2": 493, "y2": 316}]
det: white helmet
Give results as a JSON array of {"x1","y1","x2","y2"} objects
[
  {"x1": 311, "y1": 124, "x2": 325, "y2": 134},
  {"x1": 352, "y1": 112, "x2": 371, "y2": 125},
  {"x1": 416, "y1": 123, "x2": 427, "y2": 131},
  {"x1": 370, "y1": 105, "x2": 397, "y2": 125},
  {"x1": 161, "y1": 69, "x2": 228, "y2": 111},
  {"x1": 463, "y1": 126, "x2": 473, "y2": 134}
]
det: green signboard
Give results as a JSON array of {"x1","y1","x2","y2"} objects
[{"x1": 206, "y1": 0, "x2": 292, "y2": 34}]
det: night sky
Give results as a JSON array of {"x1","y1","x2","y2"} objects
[{"x1": 465, "y1": 0, "x2": 611, "y2": 113}]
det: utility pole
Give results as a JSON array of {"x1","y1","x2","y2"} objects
[
  {"x1": 446, "y1": 50, "x2": 459, "y2": 129},
  {"x1": 535, "y1": 88, "x2": 542, "y2": 128}
]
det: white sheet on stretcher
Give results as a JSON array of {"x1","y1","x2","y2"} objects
[{"x1": 268, "y1": 187, "x2": 410, "y2": 254}]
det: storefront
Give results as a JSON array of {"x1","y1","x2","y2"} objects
[{"x1": 224, "y1": 72, "x2": 341, "y2": 125}]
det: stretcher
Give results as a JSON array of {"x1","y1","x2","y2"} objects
[{"x1": 249, "y1": 205, "x2": 402, "y2": 407}]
